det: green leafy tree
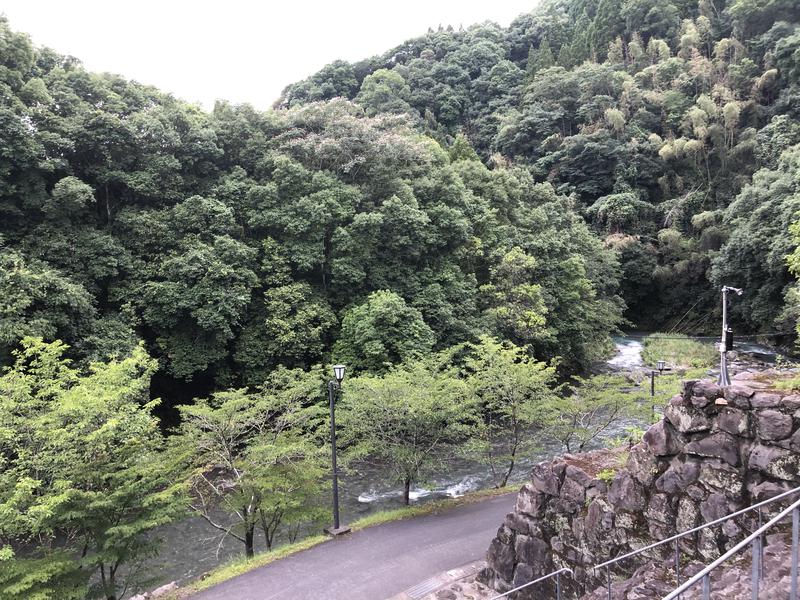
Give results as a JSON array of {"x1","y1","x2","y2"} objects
[
  {"x1": 355, "y1": 68, "x2": 415, "y2": 117},
  {"x1": 0, "y1": 249, "x2": 95, "y2": 361},
  {"x1": 0, "y1": 339, "x2": 183, "y2": 600},
  {"x1": 173, "y1": 369, "x2": 327, "y2": 558},
  {"x1": 332, "y1": 290, "x2": 435, "y2": 374},
  {"x1": 340, "y1": 358, "x2": 474, "y2": 505},
  {"x1": 549, "y1": 374, "x2": 647, "y2": 453},
  {"x1": 465, "y1": 336, "x2": 558, "y2": 488}
]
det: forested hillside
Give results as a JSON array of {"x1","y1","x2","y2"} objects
[
  {"x1": 281, "y1": 0, "x2": 800, "y2": 332},
  {"x1": 2, "y1": 0, "x2": 800, "y2": 403},
  {"x1": 0, "y1": 13, "x2": 624, "y2": 407},
  {"x1": 3, "y1": 4, "x2": 800, "y2": 598}
]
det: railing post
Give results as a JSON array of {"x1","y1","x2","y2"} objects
[
  {"x1": 674, "y1": 539, "x2": 682, "y2": 600},
  {"x1": 556, "y1": 571, "x2": 562, "y2": 600},
  {"x1": 702, "y1": 574, "x2": 710, "y2": 600},
  {"x1": 792, "y1": 506, "x2": 799, "y2": 600},
  {"x1": 751, "y1": 537, "x2": 760, "y2": 600},
  {"x1": 606, "y1": 566, "x2": 611, "y2": 600}
]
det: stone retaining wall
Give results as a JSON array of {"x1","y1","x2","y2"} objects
[{"x1": 478, "y1": 371, "x2": 800, "y2": 598}]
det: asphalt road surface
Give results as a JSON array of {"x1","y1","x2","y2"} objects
[{"x1": 190, "y1": 492, "x2": 515, "y2": 600}]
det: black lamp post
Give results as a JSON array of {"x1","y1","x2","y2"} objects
[{"x1": 325, "y1": 364, "x2": 350, "y2": 536}]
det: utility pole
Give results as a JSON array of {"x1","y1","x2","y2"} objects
[{"x1": 718, "y1": 286, "x2": 742, "y2": 387}]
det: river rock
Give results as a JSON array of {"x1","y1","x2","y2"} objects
[
  {"x1": 751, "y1": 392, "x2": 782, "y2": 408},
  {"x1": 487, "y1": 527, "x2": 516, "y2": 582},
  {"x1": 504, "y1": 511, "x2": 533, "y2": 535},
  {"x1": 756, "y1": 410, "x2": 793, "y2": 441},
  {"x1": 608, "y1": 472, "x2": 645, "y2": 512},
  {"x1": 655, "y1": 457, "x2": 701, "y2": 494},
  {"x1": 693, "y1": 380, "x2": 722, "y2": 400},
  {"x1": 748, "y1": 479, "x2": 795, "y2": 500},
  {"x1": 676, "y1": 496, "x2": 700, "y2": 532},
  {"x1": 644, "y1": 420, "x2": 684, "y2": 456},
  {"x1": 698, "y1": 458, "x2": 744, "y2": 499},
  {"x1": 559, "y1": 474, "x2": 587, "y2": 513},
  {"x1": 781, "y1": 395, "x2": 800, "y2": 410},
  {"x1": 531, "y1": 462, "x2": 561, "y2": 496},
  {"x1": 684, "y1": 432, "x2": 740, "y2": 466},
  {"x1": 516, "y1": 483, "x2": 546, "y2": 518},
  {"x1": 585, "y1": 498, "x2": 614, "y2": 542},
  {"x1": 514, "y1": 534, "x2": 549, "y2": 567},
  {"x1": 644, "y1": 492, "x2": 674, "y2": 525},
  {"x1": 717, "y1": 407, "x2": 750, "y2": 437},
  {"x1": 627, "y1": 443, "x2": 660, "y2": 486},
  {"x1": 724, "y1": 384, "x2": 755, "y2": 408},
  {"x1": 665, "y1": 404, "x2": 711, "y2": 433},
  {"x1": 700, "y1": 492, "x2": 731, "y2": 522},
  {"x1": 748, "y1": 445, "x2": 800, "y2": 481}
]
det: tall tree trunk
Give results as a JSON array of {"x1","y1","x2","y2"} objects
[
  {"x1": 245, "y1": 524, "x2": 255, "y2": 558},
  {"x1": 403, "y1": 477, "x2": 411, "y2": 506}
]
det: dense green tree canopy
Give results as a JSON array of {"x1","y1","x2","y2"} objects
[{"x1": 2, "y1": 0, "x2": 800, "y2": 407}]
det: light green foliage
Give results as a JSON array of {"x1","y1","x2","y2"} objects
[
  {"x1": 549, "y1": 374, "x2": 648, "y2": 453},
  {"x1": 173, "y1": 370, "x2": 327, "y2": 557},
  {"x1": 597, "y1": 468, "x2": 616, "y2": 483},
  {"x1": 465, "y1": 336, "x2": 558, "y2": 487},
  {"x1": 479, "y1": 247, "x2": 548, "y2": 347},
  {"x1": 333, "y1": 290, "x2": 435, "y2": 374},
  {"x1": 0, "y1": 339, "x2": 183, "y2": 600},
  {"x1": 356, "y1": 69, "x2": 415, "y2": 117},
  {"x1": 340, "y1": 358, "x2": 475, "y2": 505},
  {"x1": 642, "y1": 333, "x2": 717, "y2": 368}
]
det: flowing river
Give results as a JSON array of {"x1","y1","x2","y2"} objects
[{"x1": 145, "y1": 335, "x2": 783, "y2": 588}]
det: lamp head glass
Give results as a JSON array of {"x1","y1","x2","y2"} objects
[{"x1": 333, "y1": 364, "x2": 346, "y2": 383}]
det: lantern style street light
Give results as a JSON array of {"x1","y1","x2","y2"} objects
[
  {"x1": 325, "y1": 365, "x2": 350, "y2": 536},
  {"x1": 650, "y1": 359, "x2": 671, "y2": 416}
]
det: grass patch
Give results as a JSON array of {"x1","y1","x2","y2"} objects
[
  {"x1": 163, "y1": 485, "x2": 515, "y2": 599},
  {"x1": 774, "y1": 376, "x2": 800, "y2": 392},
  {"x1": 642, "y1": 333, "x2": 717, "y2": 369}
]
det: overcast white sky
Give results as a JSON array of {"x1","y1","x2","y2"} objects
[{"x1": 1, "y1": 1, "x2": 536, "y2": 110}]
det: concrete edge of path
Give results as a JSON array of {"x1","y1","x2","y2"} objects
[{"x1": 387, "y1": 560, "x2": 486, "y2": 600}]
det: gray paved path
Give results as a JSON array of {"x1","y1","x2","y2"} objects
[{"x1": 191, "y1": 492, "x2": 515, "y2": 600}]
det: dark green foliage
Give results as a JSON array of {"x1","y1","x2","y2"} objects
[
  {"x1": 333, "y1": 290, "x2": 436, "y2": 374},
  {"x1": 3, "y1": 0, "x2": 800, "y2": 407},
  {"x1": 280, "y1": 0, "x2": 800, "y2": 337}
]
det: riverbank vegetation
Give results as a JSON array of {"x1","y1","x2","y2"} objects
[
  {"x1": 0, "y1": 337, "x2": 649, "y2": 599},
  {"x1": 2, "y1": 0, "x2": 800, "y2": 596},
  {"x1": 642, "y1": 333, "x2": 718, "y2": 367}
]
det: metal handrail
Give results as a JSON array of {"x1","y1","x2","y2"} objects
[
  {"x1": 593, "y1": 485, "x2": 800, "y2": 600},
  {"x1": 488, "y1": 567, "x2": 573, "y2": 600},
  {"x1": 663, "y1": 495, "x2": 800, "y2": 600}
]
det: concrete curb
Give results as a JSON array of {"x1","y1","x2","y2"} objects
[{"x1": 387, "y1": 560, "x2": 485, "y2": 600}]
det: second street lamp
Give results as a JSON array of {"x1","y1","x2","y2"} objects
[{"x1": 325, "y1": 364, "x2": 350, "y2": 536}]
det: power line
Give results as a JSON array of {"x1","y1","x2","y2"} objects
[{"x1": 621, "y1": 331, "x2": 795, "y2": 341}]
